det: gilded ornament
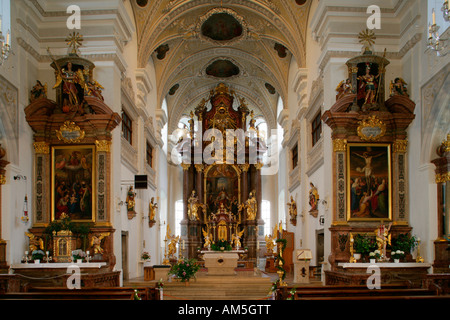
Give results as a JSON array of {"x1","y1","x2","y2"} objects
[
  {"x1": 33, "y1": 141, "x2": 50, "y2": 154},
  {"x1": 0, "y1": 174, "x2": 5, "y2": 185},
  {"x1": 393, "y1": 139, "x2": 408, "y2": 153},
  {"x1": 357, "y1": 115, "x2": 386, "y2": 142},
  {"x1": 333, "y1": 139, "x2": 347, "y2": 152},
  {"x1": 436, "y1": 172, "x2": 450, "y2": 183},
  {"x1": 95, "y1": 140, "x2": 111, "y2": 153},
  {"x1": 194, "y1": 164, "x2": 204, "y2": 172},
  {"x1": 181, "y1": 163, "x2": 191, "y2": 171},
  {"x1": 56, "y1": 121, "x2": 85, "y2": 143}
]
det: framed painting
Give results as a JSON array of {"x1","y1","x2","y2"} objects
[
  {"x1": 347, "y1": 143, "x2": 392, "y2": 221},
  {"x1": 51, "y1": 145, "x2": 95, "y2": 222}
]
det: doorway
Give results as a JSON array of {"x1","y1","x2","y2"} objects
[{"x1": 121, "y1": 231, "x2": 129, "y2": 281}]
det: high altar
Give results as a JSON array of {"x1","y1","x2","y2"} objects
[
  {"x1": 8, "y1": 34, "x2": 121, "y2": 287},
  {"x1": 177, "y1": 83, "x2": 267, "y2": 263}
]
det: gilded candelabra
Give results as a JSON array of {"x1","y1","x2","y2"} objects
[
  {"x1": 349, "y1": 234, "x2": 357, "y2": 263},
  {"x1": 416, "y1": 238, "x2": 424, "y2": 263}
]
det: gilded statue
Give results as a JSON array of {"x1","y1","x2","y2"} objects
[
  {"x1": 168, "y1": 235, "x2": 180, "y2": 258},
  {"x1": 26, "y1": 232, "x2": 44, "y2": 252},
  {"x1": 202, "y1": 227, "x2": 212, "y2": 249},
  {"x1": 287, "y1": 195, "x2": 297, "y2": 224},
  {"x1": 126, "y1": 186, "x2": 136, "y2": 212},
  {"x1": 231, "y1": 228, "x2": 244, "y2": 249},
  {"x1": 30, "y1": 80, "x2": 47, "y2": 102},
  {"x1": 149, "y1": 197, "x2": 158, "y2": 222},
  {"x1": 375, "y1": 222, "x2": 392, "y2": 261},
  {"x1": 265, "y1": 234, "x2": 275, "y2": 255},
  {"x1": 239, "y1": 191, "x2": 257, "y2": 221},
  {"x1": 187, "y1": 190, "x2": 201, "y2": 221},
  {"x1": 89, "y1": 233, "x2": 110, "y2": 255}
]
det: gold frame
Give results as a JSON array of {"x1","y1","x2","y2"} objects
[
  {"x1": 51, "y1": 145, "x2": 96, "y2": 223},
  {"x1": 346, "y1": 143, "x2": 392, "y2": 221},
  {"x1": 203, "y1": 164, "x2": 241, "y2": 207}
]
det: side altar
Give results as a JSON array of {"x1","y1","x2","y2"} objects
[
  {"x1": 176, "y1": 83, "x2": 267, "y2": 264},
  {"x1": 322, "y1": 30, "x2": 423, "y2": 285},
  {"x1": 15, "y1": 33, "x2": 121, "y2": 288}
]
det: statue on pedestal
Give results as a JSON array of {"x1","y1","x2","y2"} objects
[
  {"x1": 239, "y1": 191, "x2": 257, "y2": 221},
  {"x1": 187, "y1": 190, "x2": 200, "y2": 221},
  {"x1": 148, "y1": 197, "x2": 158, "y2": 227},
  {"x1": 287, "y1": 195, "x2": 298, "y2": 226},
  {"x1": 375, "y1": 222, "x2": 392, "y2": 261}
]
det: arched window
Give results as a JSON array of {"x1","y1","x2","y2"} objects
[
  {"x1": 261, "y1": 200, "x2": 271, "y2": 236},
  {"x1": 175, "y1": 200, "x2": 183, "y2": 237}
]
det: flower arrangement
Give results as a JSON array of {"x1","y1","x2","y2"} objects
[
  {"x1": 390, "y1": 233, "x2": 417, "y2": 254},
  {"x1": 211, "y1": 240, "x2": 232, "y2": 251},
  {"x1": 391, "y1": 250, "x2": 405, "y2": 260},
  {"x1": 353, "y1": 234, "x2": 377, "y2": 256},
  {"x1": 369, "y1": 250, "x2": 381, "y2": 260},
  {"x1": 72, "y1": 249, "x2": 86, "y2": 261},
  {"x1": 141, "y1": 252, "x2": 151, "y2": 261},
  {"x1": 32, "y1": 249, "x2": 45, "y2": 261},
  {"x1": 169, "y1": 258, "x2": 200, "y2": 282}
]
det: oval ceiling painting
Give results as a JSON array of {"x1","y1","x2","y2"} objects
[
  {"x1": 206, "y1": 60, "x2": 240, "y2": 78},
  {"x1": 201, "y1": 13, "x2": 243, "y2": 41}
]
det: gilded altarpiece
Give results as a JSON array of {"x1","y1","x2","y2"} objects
[
  {"x1": 24, "y1": 44, "x2": 120, "y2": 269},
  {"x1": 177, "y1": 83, "x2": 266, "y2": 262},
  {"x1": 323, "y1": 37, "x2": 416, "y2": 272}
]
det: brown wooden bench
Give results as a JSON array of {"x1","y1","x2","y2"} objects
[{"x1": 1, "y1": 286, "x2": 160, "y2": 300}]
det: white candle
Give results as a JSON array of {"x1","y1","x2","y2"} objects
[
  {"x1": 432, "y1": 8, "x2": 436, "y2": 25},
  {"x1": 0, "y1": 15, "x2": 2, "y2": 33},
  {"x1": 6, "y1": 31, "x2": 9, "y2": 45},
  {"x1": 182, "y1": 240, "x2": 185, "y2": 250},
  {"x1": 25, "y1": 251, "x2": 28, "y2": 255}
]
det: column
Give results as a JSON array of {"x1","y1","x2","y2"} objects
[
  {"x1": 0, "y1": 144, "x2": 9, "y2": 272},
  {"x1": 392, "y1": 139, "x2": 408, "y2": 224}
]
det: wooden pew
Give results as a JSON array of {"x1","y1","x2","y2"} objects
[{"x1": 0, "y1": 286, "x2": 160, "y2": 300}]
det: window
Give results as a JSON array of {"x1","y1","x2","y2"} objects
[
  {"x1": 291, "y1": 144, "x2": 298, "y2": 169},
  {"x1": 175, "y1": 200, "x2": 183, "y2": 237},
  {"x1": 146, "y1": 141, "x2": 153, "y2": 168},
  {"x1": 311, "y1": 111, "x2": 322, "y2": 147},
  {"x1": 261, "y1": 200, "x2": 271, "y2": 236},
  {"x1": 122, "y1": 110, "x2": 133, "y2": 145}
]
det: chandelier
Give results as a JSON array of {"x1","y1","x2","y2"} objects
[
  {"x1": 0, "y1": 24, "x2": 11, "y2": 66},
  {"x1": 427, "y1": 6, "x2": 448, "y2": 56}
]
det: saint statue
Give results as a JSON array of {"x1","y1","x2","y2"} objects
[
  {"x1": 30, "y1": 80, "x2": 47, "y2": 102},
  {"x1": 309, "y1": 183, "x2": 319, "y2": 212},
  {"x1": 187, "y1": 190, "x2": 200, "y2": 221},
  {"x1": 358, "y1": 63, "x2": 380, "y2": 105},
  {"x1": 126, "y1": 186, "x2": 136, "y2": 213},
  {"x1": 54, "y1": 61, "x2": 80, "y2": 108},
  {"x1": 287, "y1": 195, "x2": 297, "y2": 224},
  {"x1": 375, "y1": 222, "x2": 392, "y2": 261},
  {"x1": 240, "y1": 191, "x2": 257, "y2": 220},
  {"x1": 149, "y1": 197, "x2": 158, "y2": 223},
  {"x1": 389, "y1": 77, "x2": 409, "y2": 97}
]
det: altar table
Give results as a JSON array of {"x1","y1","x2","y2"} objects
[
  {"x1": 201, "y1": 250, "x2": 244, "y2": 275},
  {"x1": 325, "y1": 262, "x2": 432, "y2": 286}
]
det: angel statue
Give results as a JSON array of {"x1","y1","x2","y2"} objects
[
  {"x1": 375, "y1": 222, "x2": 392, "y2": 261},
  {"x1": 265, "y1": 234, "x2": 275, "y2": 256},
  {"x1": 202, "y1": 227, "x2": 212, "y2": 250},
  {"x1": 389, "y1": 77, "x2": 409, "y2": 97},
  {"x1": 335, "y1": 78, "x2": 352, "y2": 100},
  {"x1": 232, "y1": 228, "x2": 245, "y2": 249},
  {"x1": 26, "y1": 232, "x2": 44, "y2": 252},
  {"x1": 90, "y1": 233, "x2": 110, "y2": 255},
  {"x1": 168, "y1": 235, "x2": 180, "y2": 258}
]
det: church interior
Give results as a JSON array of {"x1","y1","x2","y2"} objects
[{"x1": 0, "y1": 0, "x2": 449, "y2": 302}]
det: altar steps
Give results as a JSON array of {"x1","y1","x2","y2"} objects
[{"x1": 160, "y1": 272, "x2": 274, "y2": 300}]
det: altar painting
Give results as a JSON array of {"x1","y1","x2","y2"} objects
[
  {"x1": 205, "y1": 165, "x2": 240, "y2": 215},
  {"x1": 347, "y1": 144, "x2": 391, "y2": 221},
  {"x1": 52, "y1": 145, "x2": 95, "y2": 222}
]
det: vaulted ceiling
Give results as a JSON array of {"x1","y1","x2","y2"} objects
[{"x1": 130, "y1": 0, "x2": 312, "y2": 132}]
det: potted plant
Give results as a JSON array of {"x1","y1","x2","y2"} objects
[
  {"x1": 211, "y1": 240, "x2": 232, "y2": 251},
  {"x1": 353, "y1": 234, "x2": 377, "y2": 261},
  {"x1": 32, "y1": 249, "x2": 45, "y2": 263},
  {"x1": 369, "y1": 250, "x2": 381, "y2": 263},
  {"x1": 390, "y1": 233, "x2": 417, "y2": 261},
  {"x1": 391, "y1": 250, "x2": 405, "y2": 263},
  {"x1": 141, "y1": 252, "x2": 151, "y2": 266},
  {"x1": 72, "y1": 249, "x2": 86, "y2": 263},
  {"x1": 169, "y1": 258, "x2": 200, "y2": 283}
]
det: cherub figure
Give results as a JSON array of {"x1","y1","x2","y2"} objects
[
  {"x1": 90, "y1": 233, "x2": 110, "y2": 255},
  {"x1": 232, "y1": 228, "x2": 244, "y2": 249},
  {"x1": 26, "y1": 232, "x2": 44, "y2": 252}
]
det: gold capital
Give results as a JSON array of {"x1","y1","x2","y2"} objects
[
  {"x1": 181, "y1": 163, "x2": 191, "y2": 171},
  {"x1": 194, "y1": 164, "x2": 204, "y2": 172},
  {"x1": 95, "y1": 140, "x2": 111, "y2": 153},
  {"x1": 333, "y1": 139, "x2": 347, "y2": 152},
  {"x1": 436, "y1": 172, "x2": 450, "y2": 184},
  {"x1": 393, "y1": 139, "x2": 408, "y2": 153},
  {"x1": 0, "y1": 174, "x2": 6, "y2": 185},
  {"x1": 33, "y1": 142, "x2": 50, "y2": 154}
]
